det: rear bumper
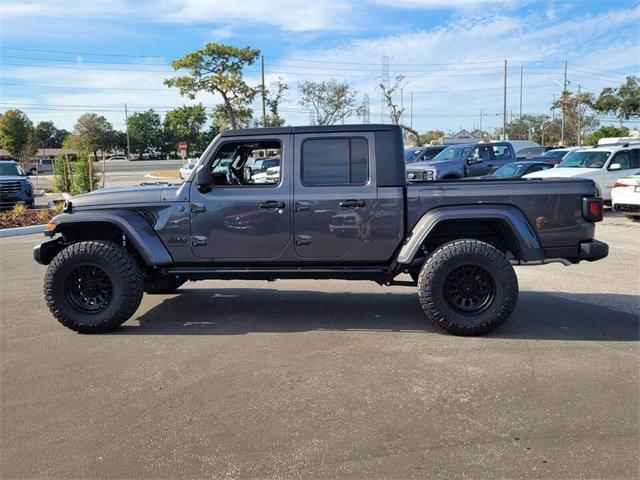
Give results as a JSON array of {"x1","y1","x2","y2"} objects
[
  {"x1": 614, "y1": 203, "x2": 640, "y2": 214},
  {"x1": 578, "y1": 240, "x2": 608, "y2": 262}
]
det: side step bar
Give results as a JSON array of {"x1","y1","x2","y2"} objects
[{"x1": 161, "y1": 266, "x2": 396, "y2": 282}]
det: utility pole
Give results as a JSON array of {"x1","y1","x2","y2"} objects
[
  {"x1": 124, "y1": 104, "x2": 130, "y2": 160},
  {"x1": 261, "y1": 55, "x2": 266, "y2": 125},
  {"x1": 561, "y1": 60, "x2": 567, "y2": 146},
  {"x1": 519, "y1": 66, "x2": 523, "y2": 119},
  {"x1": 479, "y1": 109, "x2": 483, "y2": 136},
  {"x1": 362, "y1": 94, "x2": 370, "y2": 124},
  {"x1": 410, "y1": 90, "x2": 413, "y2": 130},
  {"x1": 577, "y1": 83, "x2": 582, "y2": 147},
  {"x1": 551, "y1": 94, "x2": 556, "y2": 120},
  {"x1": 381, "y1": 55, "x2": 390, "y2": 121},
  {"x1": 502, "y1": 59, "x2": 507, "y2": 140}
]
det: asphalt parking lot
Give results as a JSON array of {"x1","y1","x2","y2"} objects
[{"x1": 1, "y1": 213, "x2": 638, "y2": 479}]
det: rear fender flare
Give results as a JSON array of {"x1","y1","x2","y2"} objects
[
  {"x1": 397, "y1": 205, "x2": 543, "y2": 263},
  {"x1": 48, "y1": 210, "x2": 173, "y2": 266}
]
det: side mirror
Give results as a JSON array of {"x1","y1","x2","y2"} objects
[
  {"x1": 196, "y1": 165, "x2": 212, "y2": 193},
  {"x1": 608, "y1": 163, "x2": 621, "y2": 171},
  {"x1": 468, "y1": 153, "x2": 482, "y2": 164}
]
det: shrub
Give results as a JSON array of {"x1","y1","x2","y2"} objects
[
  {"x1": 72, "y1": 150, "x2": 101, "y2": 195},
  {"x1": 11, "y1": 203, "x2": 27, "y2": 216},
  {"x1": 53, "y1": 154, "x2": 72, "y2": 193}
]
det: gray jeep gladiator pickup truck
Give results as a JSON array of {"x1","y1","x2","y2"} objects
[{"x1": 34, "y1": 124, "x2": 608, "y2": 336}]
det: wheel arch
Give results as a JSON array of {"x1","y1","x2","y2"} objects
[
  {"x1": 397, "y1": 205, "x2": 544, "y2": 264},
  {"x1": 43, "y1": 210, "x2": 173, "y2": 266}
]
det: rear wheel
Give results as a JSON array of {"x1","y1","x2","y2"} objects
[
  {"x1": 417, "y1": 239, "x2": 518, "y2": 336},
  {"x1": 44, "y1": 240, "x2": 144, "y2": 333}
]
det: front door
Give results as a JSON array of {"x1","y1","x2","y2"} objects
[
  {"x1": 292, "y1": 133, "x2": 377, "y2": 259},
  {"x1": 465, "y1": 145, "x2": 495, "y2": 177},
  {"x1": 190, "y1": 135, "x2": 291, "y2": 259}
]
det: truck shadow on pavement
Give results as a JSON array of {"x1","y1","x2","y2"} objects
[{"x1": 118, "y1": 288, "x2": 640, "y2": 342}]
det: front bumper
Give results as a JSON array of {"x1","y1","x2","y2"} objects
[
  {"x1": 33, "y1": 238, "x2": 64, "y2": 265},
  {"x1": 579, "y1": 240, "x2": 608, "y2": 262}
]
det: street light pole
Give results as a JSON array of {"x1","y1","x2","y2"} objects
[{"x1": 503, "y1": 59, "x2": 507, "y2": 140}]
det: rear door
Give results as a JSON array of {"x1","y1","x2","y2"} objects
[{"x1": 292, "y1": 132, "x2": 377, "y2": 259}]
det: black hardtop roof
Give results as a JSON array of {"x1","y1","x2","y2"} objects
[{"x1": 220, "y1": 123, "x2": 401, "y2": 137}]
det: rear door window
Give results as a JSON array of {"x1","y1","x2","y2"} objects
[{"x1": 302, "y1": 138, "x2": 369, "y2": 186}]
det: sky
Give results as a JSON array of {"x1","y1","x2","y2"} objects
[{"x1": 0, "y1": 0, "x2": 638, "y2": 135}]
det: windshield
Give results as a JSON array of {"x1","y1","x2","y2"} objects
[
  {"x1": 558, "y1": 151, "x2": 610, "y2": 168},
  {"x1": 432, "y1": 145, "x2": 473, "y2": 162},
  {"x1": 543, "y1": 149, "x2": 567, "y2": 158},
  {"x1": 492, "y1": 163, "x2": 530, "y2": 178},
  {"x1": 0, "y1": 163, "x2": 23, "y2": 176},
  {"x1": 404, "y1": 149, "x2": 424, "y2": 163}
]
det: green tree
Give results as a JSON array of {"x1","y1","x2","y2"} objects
[
  {"x1": 128, "y1": 109, "x2": 162, "y2": 158},
  {"x1": 0, "y1": 109, "x2": 37, "y2": 169},
  {"x1": 164, "y1": 104, "x2": 207, "y2": 155},
  {"x1": 299, "y1": 79, "x2": 358, "y2": 125},
  {"x1": 593, "y1": 76, "x2": 640, "y2": 122},
  {"x1": 71, "y1": 113, "x2": 114, "y2": 190},
  {"x1": 552, "y1": 90, "x2": 599, "y2": 146},
  {"x1": 165, "y1": 43, "x2": 260, "y2": 130},
  {"x1": 419, "y1": 130, "x2": 445, "y2": 145},
  {"x1": 34, "y1": 121, "x2": 69, "y2": 149},
  {"x1": 586, "y1": 125, "x2": 630, "y2": 146},
  {"x1": 262, "y1": 78, "x2": 289, "y2": 127},
  {"x1": 72, "y1": 151, "x2": 101, "y2": 195},
  {"x1": 211, "y1": 104, "x2": 254, "y2": 132}
]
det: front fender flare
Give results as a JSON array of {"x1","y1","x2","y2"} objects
[
  {"x1": 396, "y1": 205, "x2": 543, "y2": 264},
  {"x1": 46, "y1": 210, "x2": 173, "y2": 266}
]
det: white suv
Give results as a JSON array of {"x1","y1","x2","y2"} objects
[{"x1": 524, "y1": 144, "x2": 640, "y2": 203}]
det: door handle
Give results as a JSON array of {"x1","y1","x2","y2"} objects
[
  {"x1": 259, "y1": 201, "x2": 285, "y2": 209},
  {"x1": 339, "y1": 200, "x2": 365, "y2": 209},
  {"x1": 295, "y1": 201, "x2": 311, "y2": 211}
]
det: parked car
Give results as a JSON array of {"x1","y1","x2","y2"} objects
[
  {"x1": 611, "y1": 171, "x2": 640, "y2": 219},
  {"x1": 467, "y1": 161, "x2": 555, "y2": 179},
  {"x1": 406, "y1": 141, "x2": 518, "y2": 180},
  {"x1": 404, "y1": 146, "x2": 447, "y2": 164},
  {"x1": 524, "y1": 144, "x2": 640, "y2": 203},
  {"x1": 0, "y1": 160, "x2": 34, "y2": 209},
  {"x1": 179, "y1": 163, "x2": 196, "y2": 180},
  {"x1": 252, "y1": 165, "x2": 280, "y2": 184},
  {"x1": 26, "y1": 157, "x2": 54, "y2": 175},
  {"x1": 107, "y1": 155, "x2": 128, "y2": 162},
  {"x1": 537, "y1": 147, "x2": 581, "y2": 165},
  {"x1": 251, "y1": 156, "x2": 280, "y2": 173},
  {"x1": 508, "y1": 140, "x2": 545, "y2": 160},
  {"x1": 34, "y1": 124, "x2": 608, "y2": 337}
]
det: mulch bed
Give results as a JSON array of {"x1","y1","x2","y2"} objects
[{"x1": 0, "y1": 208, "x2": 57, "y2": 229}]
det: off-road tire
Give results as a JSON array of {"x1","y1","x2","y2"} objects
[
  {"x1": 44, "y1": 240, "x2": 144, "y2": 333},
  {"x1": 418, "y1": 239, "x2": 518, "y2": 336},
  {"x1": 145, "y1": 274, "x2": 185, "y2": 294}
]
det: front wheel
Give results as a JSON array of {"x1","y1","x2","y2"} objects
[
  {"x1": 44, "y1": 240, "x2": 144, "y2": 333},
  {"x1": 417, "y1": 239, "x2": 518, "y2": 336}
]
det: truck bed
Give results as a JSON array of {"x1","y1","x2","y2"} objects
[{"x1": 406, "y1": 177, "x2": 598, "y2": 250}]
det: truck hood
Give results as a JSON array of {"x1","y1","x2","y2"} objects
[
  {"x1": 406, "y1": 159, "x2": 452, "y2": 170},
  {"x1": 0, "y1": 175, "x2": 31, "y2": 182},
  {"x1": 70, "y1": 183, "x2": 184, "y2": 209},
  {"x1": 524, "y1": 167, "x2": 599, "y2": 179}
]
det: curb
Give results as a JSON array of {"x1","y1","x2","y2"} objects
[{"x1": 0, "y1": 224, "x2": 45, "y2": 238}]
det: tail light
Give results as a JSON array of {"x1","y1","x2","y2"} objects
[
  {"x1": 613, "y1": 181, "x2": 628, "y2": 188},
  {"x1": 582, "y1": 197, "x2": 603, "y2": 222}
]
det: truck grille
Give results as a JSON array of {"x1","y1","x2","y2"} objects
[{"x1": 0, "y1": 181, "x2": 22, "y2": 194}]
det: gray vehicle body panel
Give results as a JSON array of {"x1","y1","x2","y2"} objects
[{"x1": 37, "y1": 124, "x2": 605, "y2": 274}]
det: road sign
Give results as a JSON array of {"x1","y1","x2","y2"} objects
[{"x1": 179, "y1": 141, "x2": 187, "y2": 152}]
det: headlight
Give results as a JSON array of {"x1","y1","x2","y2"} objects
[
  {"x1": 407, "y1": 172, "x2": 416, "y2": 179},
  {"x1": 425, "y1": 169, "x2": 436, "y2": 180}
]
